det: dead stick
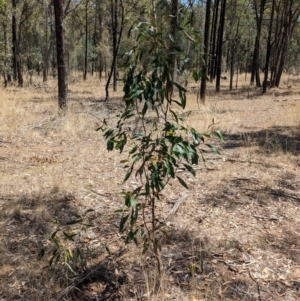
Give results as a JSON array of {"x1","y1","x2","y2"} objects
[
  {"x1": 249, "y1": 271, "x2": 262, "y2": 301},
  {"x1": 164, "y1": 194, "x2": 189, "y2": 221}
]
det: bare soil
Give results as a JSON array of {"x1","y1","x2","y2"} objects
[{"x1": 1, "y1": 75, "x2": 300, "y2": 301}]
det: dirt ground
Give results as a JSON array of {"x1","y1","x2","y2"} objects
[{"x1": 1, "y1": 74, "x2": 300, "y2": 301}]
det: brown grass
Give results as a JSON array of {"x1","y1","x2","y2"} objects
[{"x1": 1, "y1": 73, "x2": 300, "y2": 300}]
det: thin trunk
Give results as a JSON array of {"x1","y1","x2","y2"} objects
[
  {"x1": 216, "y1": 0, "x2": 226, "y2": 92},
  {"x1": 275, "y1": 9, "x2": 299, "y2": 86},
  {"x1": 250, "y1": 0, "x2": 266, "y2": 87},
  {"x1": 209, "y1": 0, "x2": 220, "y2": 81},
  {"x1": 200, "y1": 0, "x2": 211, "y2": 102},
  {"x1": 92, "y1": 9, "x2": 97, "y2": 76},
  {"x1": 12, "y1": 0, "x2": 17, "y2": 82},
  {"x1": 262, "y1": 0, "x2": 275, "y2": 94},
  {"x1": 3, "y1": 19, "x2": 8, "y2": 87},
  {"x1": 43, "y1": 4, "x2": 54, "y2": 82},
  {"x1": 113, "y1": 0, "x2": 118, "y2": 91},
  {"x1": 105, "y1": 0, "x2": 124, "y2": 101},
  {"x1": 98, "y1": 1, "x2": 103, "y2": 80},
  {"x1": 53, "y1": 0, "x2": 68, "y2": 109},
  {"x1": 83, "y1": 0, "x2": 88, "y2": 81},
  {"x1": 17, "y1": 23, "x2": 23, "y2": 87}
]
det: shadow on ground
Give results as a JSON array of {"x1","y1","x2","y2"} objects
[
  {"x1": 0, "y1": 190, "x2": 95, "y2": 300},
  {"x1": 223, "y1": 125, "x2": 300, "y2": 155}
]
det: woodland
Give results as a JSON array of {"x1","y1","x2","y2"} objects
[{"x1": 1, "y1": 0, "x2": 300, "y2": 300}]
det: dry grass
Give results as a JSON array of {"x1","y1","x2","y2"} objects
[{"x1": 1, "y1": 73, "x2": 300, "y2": 300}]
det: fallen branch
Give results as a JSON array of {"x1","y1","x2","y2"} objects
[{"x1": 164, "y1": 194, "x2": 189, "y2": 221}]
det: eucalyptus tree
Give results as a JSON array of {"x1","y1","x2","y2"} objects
[
  {"x1": 10, "y1": 0, "x2": 38, "y2": 87},
  {"x1": 53, "y1": 0, "x2": 68, "y2": 109},
  {"x1": 250, "y1": 0, "x2": 266, "y2": 87},
  {"x1": 0, "y1": 0, "x2": 10, "y2": 86},
  {"x1": 53, "y1": 0, "x2": 81, "y2": 109},
  {"x1": 270, "y1": 0, "x2": 300, "y2": 87},
  {"x1": 209, "y1": 0, "x2": 220, "y2": 81},
  {"x1": 200, "y1": 0, "x2": 211, "y2": 101},
  {"x1": 215, "y1": 0, "x2": 227, "y2": 92},
  {"x1": 42, "y1": 0, "x2": 55, "y2": 82},
  {"x1": 105, "y1": 0, "x2": 124, "y2": 98},
  {"x1": 262, "y1": 0, "x2": 274, "y2": 94}
]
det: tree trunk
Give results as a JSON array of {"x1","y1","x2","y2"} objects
[
  {"x1": 216, "y1": 0, "x2": 226, "y2": 93},
  {"x1": 53, "y1": 0, "x2": 68, "y2": 109},
  {"x1": 97, "y1": 1, "x2": 103, "y2": 80},
  {"x1": 262, "y1": 0, "x2": 275, "y2": 94},
  {"x1": 83, "y1": 0, "x2": 88, "y2": 81},
  {"x1": 17, "y1": 21, "x2": 23, "y2": 87},
  {"x1": 2, "y1": 17, "x2": 9, "y2": 87},
  {"x1": 12, "y1": 0, "x2": 17, "y2": 82},
  {"x1": 105, "y1": 0, "x2": 124, "y2": 101},
  {"x1": 209, "y1": 0, "x2": 220, "y2": 82},
  {"x1": 200, "y1": 0, "x2": 211, "y2": 102},
  {"x1": 250, "y1": 0, "x2": 266, "y2": 87},
  {"x1": 269, "y1": 0, "x2": 299, "y2": 87}
]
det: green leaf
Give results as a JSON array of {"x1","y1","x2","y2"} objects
[
  {"x1": 183, "y1": 163, "x2": 196, "y2": 176},
  {"x1": 129, "y1": 145, "x2": 138, "y2": 154},
  {"x1": 173, "y1": 82, "x2": 187, "y2": 92},
  {"x1": 130, "y1": 197, "x2": 137, "y2": 207},
  {"x1": 192, "y1": 70, "x2": 199, "y2": 82},
  {"x1": 76, "y1": 248, "x2": 83, "y2": 263},
  {"x1": 107, "y1": 140, "x2": 114, "y2": 151},
  {"x1": 119, "y1": 214, "x2": 129, "y2": 232},
  {"x1": 177, "y1": 176, "x2": 189, "y2": 189},
  {"x1": 170, "y1": 109, "x2": 179, "y2": 123},
  {"x1": 63, "y1": 232, "x2": 77, "y2": 241},
  {"x1": 213, "y1": 130, "x2": 225, "y2": 142},
  {"x1": 130, "y1": 90, "x2": 144, "y2": 100},
  {"x1": 207, "y1": 144, "x2": 221, "y2": 155},
  {"x1": 166, "y1": 159, "x2": 175, "y2": 178},
  {"x1": 123, "y1": 167, "x2": 133, "y2": 182},
  {"x1": 142, "y1": 102, "x2": 148, "y2": 116},
  {"x1": 51, "y1": 230, "x2": 58, "y2": 239}
]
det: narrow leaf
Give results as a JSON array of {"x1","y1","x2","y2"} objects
[
  {"x1": 207, "y1": 144, "x2": 221, "y2": 155},
  {"x1": 177, "y1": 176, "x2": 189, "y2": 189},
  {"x1": 183, "y1": 163, "x2": 196, "y2": 176},
  {"x1": 213, "y1": 130, "x2": 225, "y2": 142}
]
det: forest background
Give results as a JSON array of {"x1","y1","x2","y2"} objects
[{"x1": 1, "y1": 0, "x2": 300, "y2": 300}]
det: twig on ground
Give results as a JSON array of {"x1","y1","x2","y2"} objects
[
  {"x1": 249, "y1": 270, "x2": 262, "y2": 301},
  {"x1": 164, "y1": 194, "x2": 189, "y2": 221},
  {"x1": 253, "y1": 215, "x2": 279, "y2": 221}
]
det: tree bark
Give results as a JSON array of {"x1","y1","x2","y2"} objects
[
  {"x1": 216, "y1": 0, "x2": 226, "y2": 93},
  {"x1": 12, "y1": 0, "x2": 17, "y2": 82},
  {"x1": 200, "y1": 0, "x2": 211, "y2": 102},
  {"x1": 209, "y1": 0, "x2": 220, "y2": 82},
  {"x1": 262, "y1": 0, "x2": 275, "y2": 94},
  {"x1": 53, "y1": 0, "x2": 68, "y2": 109},
  {"x1": 83, "y1": 0, "x2": 88, "y2": 81},
  {"x1": 250, "y1": 0, "x2": 266, "y2": 87},
  {"x1": 105, "y1": 0, "x2": 124, "y2": 101}
]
